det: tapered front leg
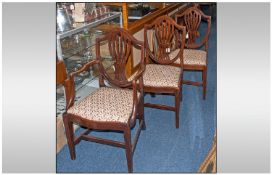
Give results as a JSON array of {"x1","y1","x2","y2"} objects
[
  {"x1": 63, "y1": 115, "x2": 76, "y2": 160},
  {"x1": 202, "y1": 67, "x2": 207, "y2": 100},
  {"x1": 175, "y1": 91, "x2": 181, "y2": 129},
  {"x1": 124, "y1": 128, "x2": 133, "y2": 173}
]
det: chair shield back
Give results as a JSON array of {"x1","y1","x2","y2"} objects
[
  {"x1": 175, "y1": 7, "x2": 211, "y2": 49},
  {"x1": 96, "y1": 28, "x2": 144, "y2": 87},
  {"x1": 144, "y1": 15, "x2": 186, "y2": 65}
]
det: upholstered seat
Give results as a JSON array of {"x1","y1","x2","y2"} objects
[
  {"x1": 171, "y1": 49, "x2": 206, "y2": 65},
  {"x1": 143, "y1": 64, "x2": 181, "y2": 88},
  {"x1": 67, "y1": 87, "x2": 136, "y2": 124}
]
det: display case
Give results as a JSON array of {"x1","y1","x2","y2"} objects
[{"x1": 56, "y1": 3, "x2": 122, "y2": 116}]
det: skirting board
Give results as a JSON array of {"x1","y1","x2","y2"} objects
[{"x1": 198, "y1": 134, "x2": 217, "y2": 173}]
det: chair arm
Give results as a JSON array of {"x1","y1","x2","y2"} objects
[
  {"x1": 64, "y1": 59, "x2": 99, "y2": 110},
  {"x1": 70, "y1": 60, "x2": 99, "y2": 78}
]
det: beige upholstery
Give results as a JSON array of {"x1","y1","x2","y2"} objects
[
  {"x1": 67, "y1": 87, "x2": 135, "y2": 123},
  {"x1": 172, "y1": 49, "x2": 207, "y2": 65},
  {"x1": 143, "y1": 64, "x2": 181, "y2": 88}
]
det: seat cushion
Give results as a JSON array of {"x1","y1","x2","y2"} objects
[
  {"x1": 67, "y1": 87, "x2": 135, "y2": 124},
  {"x1": 173, "y1": 49, "x2": 207, "y2": 66},
  {"x1": 143, "y1": 64, "x2": 181, "y2": 88}
]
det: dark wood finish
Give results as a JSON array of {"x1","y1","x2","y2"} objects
[
  {"x1": 175, "y1": 6, "x2": 211, "y2": 99},
  {"x1": 126, "y1": 3, "x2": 186, "y2": 77},
  {"x1": 183, "y1": 80, "x2": 202, "y2": 86},
  {"x1": 97, "y1": 3, "x2": 188, "y2": 78},
  {"x1": 144, "y1": 103, "x2": 175, "y2": 111},
  {"x1": 61, "y1": 28, "x2": 145, "y2": 173},
  {"x1": 143, "y1": 15, "x2": 186, "y2": 128},
  {"x1": 81, "y1": 135, "x2": 126, "y2": 148}
]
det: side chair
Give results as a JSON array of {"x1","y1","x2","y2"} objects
[
  {"x1": 142, "y1": 15, "x2": 186, "y2": 128},
  {"x1": 175, "y1": 6, "x2": 211, "y2": 99}
]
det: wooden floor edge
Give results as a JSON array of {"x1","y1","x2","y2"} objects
[{"x1": 198, "y1": 136, "x2": 217, "y2": 173}]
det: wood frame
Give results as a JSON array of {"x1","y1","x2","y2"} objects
[
  {"x1": 97, "y1": 3, "x2": 187, "y2": 78},
  {"x1": 127, "y1": 3, "x2": 186, "y2": 77},
  {"x1": 198, "y1": 132, "x2": 216, "y2": 173},
  {"x1": 57, "y1": 59, "x2": 67, "y2": 84},
  {"x1": 175, "y1": 6, "x2": 211, "y2": 99},
  {"x1": 143, "y1": 15, "x2": 186, "y2": 128},
  {"x1": 61, "y1": 28, "x2": 145, "y2": 173}
]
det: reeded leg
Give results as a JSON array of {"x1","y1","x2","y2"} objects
[
  {"x1": 175, "y1": 91, "x2": 181, "y2": 129},
  {"x1": 124, "y1": 128, "x2": 133, "y2": 173},
  {"x1": 63, "y1": 115, "x2": 76, "y2": 160},
  {"x1": 202, "y1": 67, "x2": 207, "y2": 100}
]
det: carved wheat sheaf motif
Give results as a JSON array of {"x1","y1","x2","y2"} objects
[
  {"x1": 144, "y1": 15, "x2": 186, "y2": 65},
  {"x1": 108, "y1": 31, "x2": 132, "y2": 82},
  {"x1": 96, "y1": 28, "x2": 144, "y2": 87},
  {"x1": 154, "y1": 17, "x2": 175, "y2": 62},
  {"x1": 184, "y1": 9, "x2": 202, "y2": 44}
]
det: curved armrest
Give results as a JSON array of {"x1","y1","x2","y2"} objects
[
  {"x1": 70, "y1": 60, "x2": 99, "y2": 78},
  {"x1": 64, "y1": 59, "x2": 99, "y2": 110}
]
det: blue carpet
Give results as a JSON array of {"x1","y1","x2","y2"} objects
[{"x1": 57, "y1": 7, "x2": 216, "y2": 173}]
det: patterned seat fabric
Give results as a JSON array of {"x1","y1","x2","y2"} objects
[
  {"x1": 143, "y1": 64, "x2": 181, "y2": 88},
  {"x1": 67, "y1": 87, "x2": 135, "y2": 124},
  {"x1": 172, "y1": 49, "x2": 206, "y2": 65}
]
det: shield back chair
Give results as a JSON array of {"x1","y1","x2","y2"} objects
[
  {"x1": 61, "y1": 28, "x2": 145, "y2": 173},
  {"x1": 143, "y1": 15, "x2": 186, "y2": 129},
  {"x1": 175, "y1": 6, "x2": 211, "y2": 99}
]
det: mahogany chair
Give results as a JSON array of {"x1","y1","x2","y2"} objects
[
  {"x1": 61, "y1": 28, "x2": 145, "y2": 173},
  {"x1": 142, "y1": 15, "x2": 186, "y2": 128},
  {"x1": 175, "y1": 6, "x2": 211, "y2": 99}
]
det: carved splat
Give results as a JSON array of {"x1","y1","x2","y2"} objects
[
  {"x1": 108, "y1": 30, "x2": 132, "y2": 82},
  {"x1": 96, "y1": 28, "x2": 144, "y2": 87},
  {"x1": 175, "y1": 6, "x2": 211, "y2": 50},
  {"x1": 144, "y1": 15, "x2": 186, "y2": 65},
  {"x1": 184, "y1": 9, "x2": 202, "y2": 44}
]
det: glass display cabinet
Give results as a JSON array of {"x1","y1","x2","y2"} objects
[{"x1": 56, "y1": 3, "x2": 122, "y2": 116}]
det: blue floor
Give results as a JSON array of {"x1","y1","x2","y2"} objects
[{"x1": 57, "y1": 8, "x2": 216, "y2": 173}]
